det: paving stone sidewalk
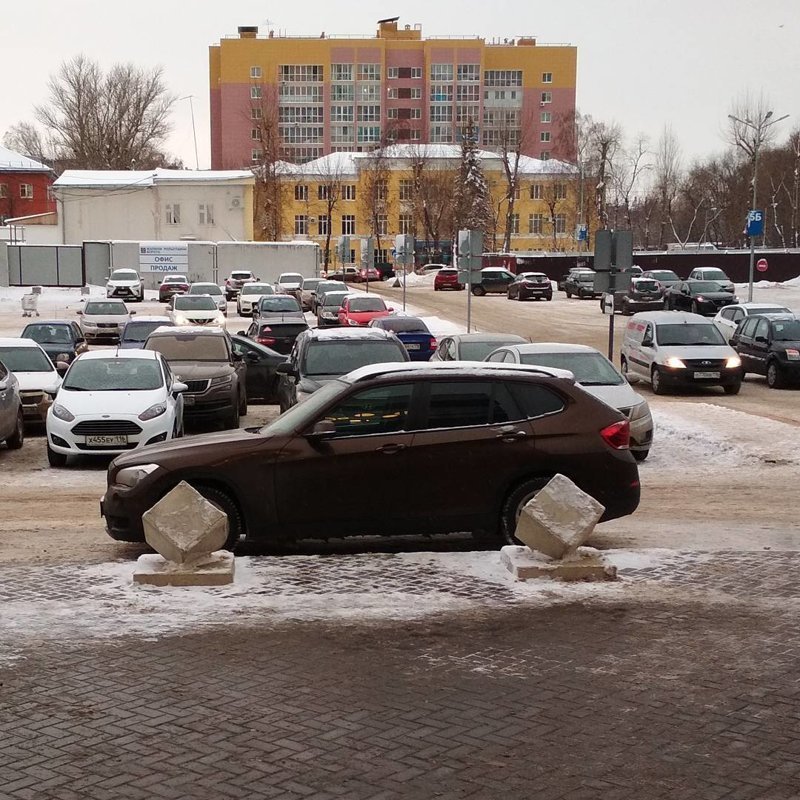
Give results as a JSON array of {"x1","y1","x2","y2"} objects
[{"x1": 1, "y1": 550, "x2": 800, "y2": 799}]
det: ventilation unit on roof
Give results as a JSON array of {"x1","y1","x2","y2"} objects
[{"x1": 229, "y1": 196, "x2": 242, "y2": 210}]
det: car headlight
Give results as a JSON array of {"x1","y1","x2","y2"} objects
[
  {"x1": 210, "y1": 374, "x2": 233, "y2": 387},
  {"x1": 174, "y1": 315, "x2": 188, "y2": 325},
  {"x1": 664, "y1": 357, "x2": 686, "y2": 369},
  {"x1": 115, "y1": 463, "x2": 160, "y2": 487},
  {"x1": 696, "y1": 296, "x2": 706, "y2": 302},
  {"x1": 52, "y1": 403, "x2": 75, "y2": 421},
  {"x1": 138, "y1": 403, "x2": 167, "y2": 421},
  {"x1": 629, "y1": 400, "x2": 651, "y2": 421},
  {"x1": 725, "y1": 356, "x2": 742, "y2": 369}
]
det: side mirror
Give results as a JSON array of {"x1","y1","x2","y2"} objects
[
  {"x1": 245, "y1": 351, "x2": 259, "y2": 363},
  {"x1": 76, "y1": 310, "x2": 83, "y2": 316},
  {"x1": 173, "y1": 381, "x2": 188, "y2": 394},
  {"x1": 642, "y1": 337, "x2": 653, "y2": 348},
  {"x1": 306, "y1": 419, "x2": 336, "y2": 440},
  {"x1": 237, "y1": 330, "x2": 246, "y2": 336},
  {"x1": 387, "y1": 306, "x2": 394, "y2": 312},
  {"x1": 130, "y1": 310, "x2": 136, "y2": 315},
  {"x1": 232, "y1": 351, "x2": 243, "y2": 361},
  {"x1": 755, "y1": 335, "x2": 768, "y2": 344}
]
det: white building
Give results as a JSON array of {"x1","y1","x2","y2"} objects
[{"x1": 53, "y1": 168, "x2": 255, "y2": 245}]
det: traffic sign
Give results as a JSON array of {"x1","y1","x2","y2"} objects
[
  {"x1": 746, "y1": 209, "x2": 764, "y2": 237},
  {"x1": 756, "y1": 258, "x2": 768, "y2": 273}
]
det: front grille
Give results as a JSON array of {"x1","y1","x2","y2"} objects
[
  {"x1": 97, "y1": 323, "x2": 120, "y2": 329},
  {"x1": 71, "y1": 420, "x2": 142, "y2": 435},
  {"x1": 684, "y1": 359, "x2": 726, "y2": 369},
  {"x1": 184, "y1": 379, "x2": 209, "y2": 393},
  {"x1": 76, "y1": 442, "x2": 138, "y2": 451},
  {"x1": 187, "y1": 318, "x2": 213, "y2": 325}
]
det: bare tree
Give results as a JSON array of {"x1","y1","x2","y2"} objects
[
  {"x1": 315, "y1": 155, "x2": 346, "y2": 267},
  {"x1": 12, "y1": 55, "x2": 177, "y2": 171},
  {"x1": 585, "y1": 119, "x2": 622, "y2": 231},
  {"x1": 785, "y1": 128, "x2": 800, "y2": 248},
  {"x1": 359, "y1": 145, "x2": 391, "y2": 259},
  {"x1": 611, "y1": 133, "x2": 651, "y2": 230},
  {"x1": 654, "y1": 125, "x2": 682, "y2": 247}
]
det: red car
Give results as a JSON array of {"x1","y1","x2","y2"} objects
[
  {"x1": 337, "y1": 295, "x2": 393, "y2": 326},
  {"x1": 434, "y1": 267, "x2": 464, "y2": 291},
  {"x1": 357, "y1": 266, "x2": 381, "y2": 283},
  {"x1": 158, "y1": 275, "x2": 189, "y2": 303}
]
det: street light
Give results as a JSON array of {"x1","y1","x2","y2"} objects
[
  {"x1": 179, "y1": 95, "x2": 200, "y2": 170},
  {"x1": 728, "y1": 110, "x2": 789, "y2": 301}
]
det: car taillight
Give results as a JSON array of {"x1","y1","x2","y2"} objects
[
  {"x1": 257, "y1": 336, "x2": 276, "y2": 345},
  {"x1": 600, "y1": 419, "x2": 630, "y2": 450},
  {"x1": 429, "y1": 337, "x2": 437, "y2": 350}
]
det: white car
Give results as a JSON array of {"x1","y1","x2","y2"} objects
[
  {"x1": 46, "y1": 349, "x2": 187, "y2": 466},
  {"x1": 188, "y1": 282, "x2": 227, "y2": 315},
  {"x1": 237, "y1": 282, "x2": 275, "y2": 316},
  {"x1": 78, "y1": 299, "x2": 133, "y2": 343},
  {"x1": 168, "y1": 295, "x2": 226, "y2": 327},
  {"x1": 0, "y1": 338, "x2": 62, "y2": 425},
  {"x1": 713, "y1": 303, "x2": 792, "y2": 342},
  {"x1": 484, "y1": 342, "x2": 654, "y2": 462},
  {"x1": 105, "y1": 268, "x2": 144, "y2": 302},
  {"x1": 275, "y1": 272, "x2": 304, "y2": 294}
]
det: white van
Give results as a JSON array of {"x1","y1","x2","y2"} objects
[{"x1": 620, "y1": 311, "x2": 742, "y2": 395}]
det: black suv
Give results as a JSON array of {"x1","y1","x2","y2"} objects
[
  {"x1": 102, "y1": 362, "x2": 640, "y2": 547},
  {"x1": 144, "y1": 328, "x2": 247, "y2": 428},
  {"x1": 608, "y1": 278, "x2": 665, "y2": 315},
  {"x1": 730, "y1": 313, "x2": 800, "y2": 388},
  {"x1": 275, "y1": 327, "x2": 409, "y2": 412},
  {"x1": 472, "y1": 268, "x2": 516, "y2": 296},
  {"x1": 564, "y1": 270, "x2": 600, "y2": 299}
]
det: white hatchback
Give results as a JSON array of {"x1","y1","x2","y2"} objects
[
  {"x1": 237, "y1": 282, "x2": 275, "y2": 316},
  {"x1": 0, "y1": 338, "x2": 62, "y2": 424},
  {"x1": 713, "y1": 302, "x2": 792, "y2": 342},
  {"x1": 46, "y1": 349, "x2": 187, "y2": 466}
]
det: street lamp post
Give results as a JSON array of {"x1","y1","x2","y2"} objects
[{"x1": 728, "y1": 110, "x2": 789, "y2": 301}]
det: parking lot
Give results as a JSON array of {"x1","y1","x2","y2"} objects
[{"x1": 2, "y1": 278, "x2": 800, "y2": 798}]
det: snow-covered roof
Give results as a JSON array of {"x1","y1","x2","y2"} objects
[
  {"x1": 280, "y1": 145, "x2": 577, "y2": 178},
  {"x1": 54, "y1": 168, "x2": 255, "y2": 189},
  {"x1": 0, "y1": 145, "x2": 53, "y2": 173}
]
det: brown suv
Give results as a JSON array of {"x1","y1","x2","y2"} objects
[
  {"x1": 143, "y1": 327, "x2": 246, "y2": 429},
  {"x1": 102, "y1": 362, "x2": 640, "y2": 548}
]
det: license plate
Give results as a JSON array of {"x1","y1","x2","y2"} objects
[
  {"x1": 694, "y1": 371, "x2": 720, "y2": 379},
  {"x1": 184, "y1": 395, "x2": 196, "y2": 405},
  {"x1": 405, "y1": 343, "x2": 421, "y2": 350},
  {"x1": 86, "y1": 435, "x2": 127, "y2": 446}
]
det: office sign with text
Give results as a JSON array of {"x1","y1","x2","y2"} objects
[{"x1": 138, "y1": 242, "x2": 189, "y2": 273}]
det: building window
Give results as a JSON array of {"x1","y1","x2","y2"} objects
[
  {"x1": 279, "y1": 65, "x2": 323, "y2": 82},
  {"x1": 399, "y1": 213, "x2": 413, "y2": 234},
  {"x1": 554, "y1": 213, "x2": 567, "y2": 234},
  {"x1": 529, "y1": 213, "x2": 544, "y2": 234},
  {"x1": 198, "y1": 203, "x2": 215, "y2": 225},
  {"x1": 280, "y1": 106, "x2": 324, "y2": 124},
  {"x1": 279, "y1": 85, "x2": 323, "y2": 103},
  {"x1": 457, "y1": 85, "x2": 480, "y2": 103},
  {"x1": 331, "y1": 84, "x2": 354, "y2": 101},
  {"x1": 387, "y1": 88, "x2": 398, "y2": 100},
  {"x1": 542, "y1": 72, "x2": 553, "y2": 83},
  {"x1": 294, "y1": 184, "x2": 308, "y2": 201},
  {"x1": 430, "y1": 105, "x2": 453, "y2": 123},
  {"x1": 554, "y1": 183, "x2": 567, "y2": 200},
  {"x1": 387, "y1": 108, "x2": 398, "y2": 119},
  {"x1": 331, "y1": 124, "x2": 354, "y2": 143},
  {"x1": 357, "y1": 105, "x2": 381, "y2": 122},
  {"x1": 250, "y1": 66, "x2": 262, "y2": 79},
  {"x1": 430, "y1": 64, "x2": 454, "y2": 82},
  {"x1": 387, "y1": 67, "x2": 399, "y2": 79},
  {"x1": 318, "y1": 185, "x2": 329, "y2": 200},
  {"x1": 376, "y1": 180, "x2": 388, "y2": 202},
  {"x1": 251, "y1": 128, "x2": 261, "y2": 140},
  {"x1": 457, "y1": 64, "x2": 480, "y2": 82},
  {"x1": 509, "y1": 214, "x2": 520, "y2": 235},
  {"x1": 165, "y1": 203, "x2": 180, "y2": 225},
  {"x1": 331, "y1": 105, "x2": 354, "y2": 122},
  {"x1": 430, "y1": 125, "x2": 453, "y2": 143},
  {"x1": 530, "y1": 183, "x2": 543, "y2": 199},
  {"x1": 409, "y1": 129, "x2": 421, "y2": 140},
  {"x1": 377, "y1": 214, "x2": 388, "y2": 236},
  {"x1": 430, "y1": 85, "x2": 453, "y2": 102},
  {"x1": 540, "y1": 111, "x2": 552, "y2": 123},
  {"x1": 540, "y1": 131, "x2": 551, "y2": 143},
  {"x1": 19, "y1": 183, "x2": 34, "y2": 199},
  {"x1": 410, "y1": 88, "x2": 421, "y2": 99},
  {"x1": 294, "y1": 215, "x2": 308, "y2": 236},
  {"x1": 343, "y1": 185, "x2": 357, "y2": 201},
  {"x1": 360, "y1": 84, "x2": 381, "y2": 102},
  {"x1": 251, "y1": 149, "x2": 263, "y2": 162},
  {"x1": 250, "y1": 86, "x2": 262, "y2": 100},
  {"x1": 0, "y1": 184, "x2": 7, "y2": 198},
  {"x1": 357, "y1": 63, "x2": 381, "y2": 81},
  {"x1": 251, "y1": 108, "x2": 263, "y2": 120},
  {"x1": 456, "y1": 105, "x2": 479, "y2": 124},
  {"x1": 540, "y1": 151, "x2": 551, "y2": 160},
  {"x1": 541, "y1": 91, "x2": 552, "y2": 104},
  {"x1": 485, "y1": 70, "x2": 522, "y2": 87},
  {"x1": 331, "y1": 63, "x2": 353, "y2": 81},
  {"x1": 318, "y1": 215, "x2": 330, "y2": 235},
  {"x1": 281, "y1": 125, "x2": 324, "y2": 144},
  {"x1": 357, "y1": 126, "x2": 381, "y2": 143},
  {"x1": 410, "y1": 67, "x2": 422, "y2": 79},
  {"x1": 341, "y1": 215, "x2": 356, "y2": 235}
]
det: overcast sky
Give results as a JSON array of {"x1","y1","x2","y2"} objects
[{"x1": 3, "y1": 0, "x2": 798, "y2": 170}]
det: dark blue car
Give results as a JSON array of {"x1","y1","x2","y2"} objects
[{"x1": 369, "y1": 316, "x2": 436, "y2": 361}]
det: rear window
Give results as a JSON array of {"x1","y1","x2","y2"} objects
[
  {"x1": 260, "y1": 297, "x2": 301, "y2": 311},
  {"x1": 123, "y1": 321, "x2": 172, "y2": 343},
  {"x1": 632, "y1": 280, "x2": 659, "y2": 292},
  {"x1": 260, "y1": 323, "x2": 308, "y2": 337},
  {"x1": 378, "y1": 318, "x2": 429, "y2": 333},
  {"x1": 304, "y1": 341, "x2": 407, "y2": 376}
]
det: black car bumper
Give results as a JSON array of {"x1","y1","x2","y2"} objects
[{"x1": 660, "y1": 366, "x2": 742, "y2": 387}]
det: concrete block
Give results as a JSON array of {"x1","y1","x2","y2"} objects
[
  {"x1": 142, "y1": 481, "x2": 229, "y2": 565},
  {"x1": 514, "y1": 474, "x2": 605, "y2": 559},
  {"x1": 501, "y1": 545, "x2": 617, "y2": 582},
  {"x1": 133, "y1": 551, "x2": 235, "y2": 587}
]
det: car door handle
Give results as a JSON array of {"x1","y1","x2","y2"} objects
[
  {"x1": 494, "y1": 427, "x2": 527, "y2": 442},
  {"x1": 377, "y1": 443, "x2": 406, "y2": 454}
]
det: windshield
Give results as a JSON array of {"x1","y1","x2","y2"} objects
[
  {"x1": 317, "y1": 282, "x2": 343, "y2": 294},
  {"x1": 657, "y1": 324, "x2": 726, "y2": 346},
  {"x1": 379, "y1": 318, "x2": 429, "y2": 333},
  {"x1": 461, "y1": 341, "x2": 522, "y2": 360},
  {"x1": 519, "y1": 352, "x2": 624, "y2": 386},
  {"x1": 174, "y1": 296, "x2": 217, "y2": 311},
  {"x1": 189, "y1": 284, "x2": 222, "y2": 295},
  {"x1": 688, "y1": 281, "x2": 725, "y2": 293},
  {"x1": 771, "y1": 320, "x2": 800, "y2": 341},
  {"x1": 110, "y1": 270, "x2": 138, "y2": 281},
  {"x1": 349, "y1": 297, "x2": 386, "y2": 312},
  {"x1": 700, "y1": 269, "x2": 727, "y2": 281},
  {"x1": 23, "y1": 325, "x2": 73, "y2": 344},
  {"x1": 260, "y1": 297, "x2": 301, "y2": 311},
  {"x1": 304, "y1": 341, "x2": 406, "y2": 376},
  {"x1": 302, "y1": 279, "x2": 321, "y2": 291},
  {"x1": 650, "y1": 271, "x2": 678, "y2": 281},
  {"x1": 163, "y1": 275, "x2": 187, "y2": 284},
  {"x1": 0, "y1": 346, "x2": 54, "y2": 373},
  {"x1": 123, "y1": 321, "x2": 170, "y2": 343},
  {"x1": 84, "y1": 302, "x2": 128, "y2": 315},
  {"x1": 322, "y1": 294, "x2": 348, "y2": 308},
  {"x1": 279, "y1": 274, "x2": 303, "y2": 283},
  {"x1": 64, "y1": 357, "x2": 163, "y2": 391},
  {"x1": 146, "y1": 334, "x2": 229, "y2": 361},
  {"x1": 242, "y1": 284, "x2": 273, "y2": 295}
]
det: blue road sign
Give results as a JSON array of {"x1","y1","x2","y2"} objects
[{"x1": 746, "y1": 209, "x2": 764, "y2": 237}]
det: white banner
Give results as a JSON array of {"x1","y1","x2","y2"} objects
[{"x1": 138, "y1": 242, "x2": 189, "y2": 273}]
